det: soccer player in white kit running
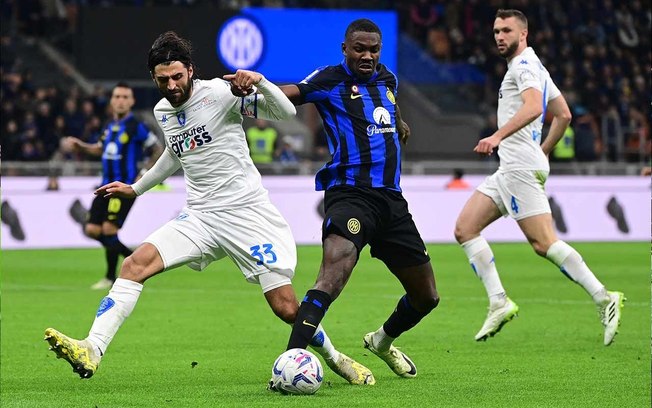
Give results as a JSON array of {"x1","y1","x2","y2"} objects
[
  {"x1": 44, "y1": 31, "x2": 375, "y2": 385},
  {"x1": 453, "y1": 10, "x2": 624, "y2": 345}
]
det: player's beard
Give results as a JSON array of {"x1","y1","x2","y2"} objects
[
  {"x1": 499, "y1": 40, "x2": 519, "y2": 59},
  {"x1": 165, "y1": 80, "x2": 193, "y2": 107}
]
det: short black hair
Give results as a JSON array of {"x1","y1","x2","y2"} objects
[
  {"x1": 345, "y1": 19, "x2": 382, "y2": 40},
  {"x1": 114, "y1": 81, "x2": 131, "y2": 90},
  {"x1": 495, "y1": 9, "x2": 528, "y2": 29},
  {"x1": 147, "y1": 31, "x2": 194, "y2": 73}
]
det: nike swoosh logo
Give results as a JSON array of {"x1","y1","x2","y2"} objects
[
  {"x1": 302, "y1": 320, "x2": 317, "y2": 328},
  {"x1": 350, "y1": 94, "x2": 362, "y2": 99}
]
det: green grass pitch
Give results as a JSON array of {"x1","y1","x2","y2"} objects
[{"x1": 1, "y1": 242, "x2": 649, "y2": 407}]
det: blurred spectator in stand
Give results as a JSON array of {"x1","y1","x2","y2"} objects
[
  {"x1": 409, "y1": 0, "x2": 438, "y2": 46},
  {"x1": 572, "y1": 105, "x2": 602, "y2": 162},
  {"x1": 246, "y1": 118, "x2": 278, "y2": 164},
  {"x1": 275, "y1": 135, "x2": 299, "y2": 164},
  {"x1": 2, "y1": 119, "x2": 22, "y2": 161},
  {"x1": 61, "y1": 97, "x2": 85, "y2": 138},
  {"x1": 445, "y1": 168, "x2": 470, "y2": 190}
]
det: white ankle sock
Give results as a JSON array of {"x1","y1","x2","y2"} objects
[
  {"x1": 462, "y1": 236, "x2": 506, "y2": 304},
  {"x1": 86, "y1": 278, "x2": 143, "y2": 355},
  {"x1": 309, "y1": 324, "x2": 338, "y2": 362},
  {"x1": 546, "y1": 241, "x2": 607, "y2": 303},
  {"x1": 371, "y1": 326, "x2": 394, "y2": 352}
]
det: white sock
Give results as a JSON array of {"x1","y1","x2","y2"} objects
[
  {"x1": 462, "y1": 236, "x2": 506, "y2": 305},
  {"x1": 309, "y1": 324, "x2": 338, "y2": 362},
  {"x1": 86, "y1": 278, "x2": 143, "y2": 355},
  {"x1": 546, "y1": 241, "x2": 608, "y2": 304},
  {"x1": 371, "y1": 326, "x2": 394, "y2": 353}
]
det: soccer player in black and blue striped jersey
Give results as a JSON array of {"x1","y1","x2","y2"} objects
[
  {"x1": 63, "y1": 82, "x2": 162, "y2": 290},
  {"x1": 280, "y1": 19, "x2": 440, "y2": 378}
]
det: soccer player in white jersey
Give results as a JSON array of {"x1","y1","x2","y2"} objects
[
  {"x1": 454, "y1": 10, "x2": 624, "y2": 345},
  {"x1": 44, "y1": 31, "x2": 375, "y2": 385}
]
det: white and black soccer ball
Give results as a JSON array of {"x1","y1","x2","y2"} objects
[{"x1": 270, "y1": 348, "x2": 323, "y2": 395}]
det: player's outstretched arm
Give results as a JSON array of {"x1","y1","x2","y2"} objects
[
  {"x1": 279, "y1": 84, "x2": 302, "y2": 106},
  {"x1": 95, "y1": 182, "x2": 136, "y2": 198},
  {"x1": 62, "y1": 136, "x2": 103, "y2": 157},
  {"x1": 474, "y1": 87, "x2": 543, "y2": 156},
  {"x1": 131, "y1": 148, "x2": 181, "y2": 196},
  {"x1": 540, "y1": 95, "x2": 572, "y2": 156}
]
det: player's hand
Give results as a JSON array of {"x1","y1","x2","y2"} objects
[
  {"x1": 398, "y1": 120, "x2": 410, "y2": 145},
  {"x1": 61, "y1": 136, "x2": 80, "y2": 153},
  {"x1": 224, "y1": 70, "x2": 262, "y2": 96},
  {"x1": 474, "y1": 135, "x2": 501, "y2": 156},
  {"x1": 95, "y1": 181, "x2": 136, "y2": 198}
]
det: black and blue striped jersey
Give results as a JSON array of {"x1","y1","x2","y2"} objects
[
  {"x1": 297, "y1": 62, "x2": 402, "y2": 192},
  {"x1": 100, "y1": 113, "x2": 154, "y2": 185}
]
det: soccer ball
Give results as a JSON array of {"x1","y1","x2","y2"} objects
[{"x1": 270, "y1": 348, "x2": 323, "y2": 395}]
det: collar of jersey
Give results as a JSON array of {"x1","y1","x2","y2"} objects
[
  {"x1": 340, "y1": 59, "x2": 379, "y2": 83},
  {"x1": 110, "y1": 112, "x2": 134, "y2": 126},
  {"x1": 507, "y1": 47, "x2": 535, "y2": 68}
]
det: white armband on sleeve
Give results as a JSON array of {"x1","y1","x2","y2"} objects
[{"x1": 131, "y1": 148, "x2": 180, "y2": 195}]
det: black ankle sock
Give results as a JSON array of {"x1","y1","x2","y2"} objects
[
  {"x1": 383, "y1": 295, "x2": 430, "y2": 338},
  {"x1": 287, "y1": 290, "x2": 332, "y2": 350},
  {"x1": 100, "y1": 234, "x2": 122, "y2": 281}
]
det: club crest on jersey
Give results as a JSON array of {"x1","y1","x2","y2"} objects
[
  {"x1": 176, "y1": 111, "x2": 186, "y2": 126},
  {"x1": 386, "y1": 89, "x2": 396, "y2": 104}
]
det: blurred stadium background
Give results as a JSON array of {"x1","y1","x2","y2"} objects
[
  {"x1": 1, "y1": 3, "x2": 650, "y2": 407},
  {"x1": 2, "y1": 0, "x2": 649, "y2": 176}
]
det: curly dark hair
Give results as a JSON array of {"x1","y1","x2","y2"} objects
[{"x1": 147, "y1": 31, "x2": 195, "y2": 73}]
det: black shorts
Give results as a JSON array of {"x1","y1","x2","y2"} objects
[
  {"x1": 88, "y1": 195, "x2": 136, "y2": 228},
  {"x1": 322, "y1": 185, "x2": 430, "y2": 269}
]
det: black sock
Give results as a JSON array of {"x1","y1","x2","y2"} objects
[
  {"x1": 100, "y1": 234, "x2": 122, "y2": 281},
  {"x1": 382, "y1": 295, "x2": 430, "y2": 339},
  {"x1": 287, "y1": 290, "x2": 332, "y2": 350},
  {"x1": 118, "y1": 242, "x2": 133, "y2": 258}
]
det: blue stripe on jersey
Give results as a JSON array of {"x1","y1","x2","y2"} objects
[
  {"x1": 101, "y1": 115, "x2": 147, "y2": 185},
  {"x1": 363, "y1": 86, "x2": 387, "y2": 188}
]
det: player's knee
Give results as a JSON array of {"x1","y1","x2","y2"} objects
[
  {"x1": 531, "y1": 241, "x2": 549, "y2": 257},
  {"x1": 416, "y1": 293, "x2": 440, "y2": 313},
  {"x1": 118, "y1": 255, "x2": 147, "y2": 282},
  {"x1": 453, "y1": 222, "x2": 472, "y2": 244},
  {"x1": 84, "y1": 225, "x2": 100, "y2": 239}
]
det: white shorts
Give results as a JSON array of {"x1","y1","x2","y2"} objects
[
  {"x1": 477, "y1": 169, "x2": 550, "y2": 220},
  {"x1": 143, "y1": 203, "x2": 296, "y2": 293}
]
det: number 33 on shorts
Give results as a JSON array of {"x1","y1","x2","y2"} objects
[{"x1": 250, "y1": 243, "x2": 278, "y2": 265}]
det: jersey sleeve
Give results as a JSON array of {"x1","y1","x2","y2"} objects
[
  {"x1": 238, "y1": 78, "x2": 296, "y2": 121},
  {"x1": 131, "y1": 147, "x2": 180, "y2": 195},
  {"x1": 513, "y1": 59, "x2": 543, "y2": 94},
  {"x1": 545, "y1": 77, "x2": 562, "y2": 102},
  {"x1": 296, "y1": 66, "x2": 333, "y2": 103}
]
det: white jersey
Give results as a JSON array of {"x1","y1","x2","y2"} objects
[
  {"x1": 497, "y1": 47, "x2": 561, "y2": 171},
  {"x1": 142, "y1": 77, "x2": 295, "y2": 211}
]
